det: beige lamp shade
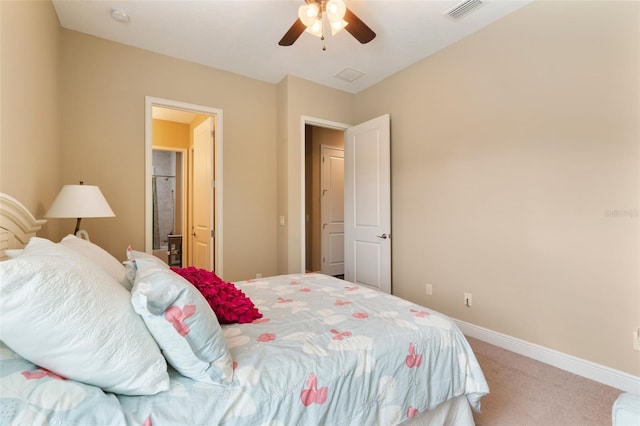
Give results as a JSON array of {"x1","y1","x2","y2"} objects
[
  {"x1": 45, "y1": 184, "x2": 114, "y2": 241},
  {"x1": 46, "y1": 184, "x2": 115, "y2": 219}
]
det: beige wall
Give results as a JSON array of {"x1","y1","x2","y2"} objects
[
  {"x1": 355, "y1": 0, "x2": 640, "y2": 375},
  {"x1": 58, "y1": 29, "x2": 278, "y2": 281},
  {"x1": 276, "y1": 75, "x2": 354, "y2": 274},
  {"x1": 276, "y1": 78, "x2": 289, "y2": 275},
  {"x1": 0, "y1": 0, "x2": 60, "y2": 239}
]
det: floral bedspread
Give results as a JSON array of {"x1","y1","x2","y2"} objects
[{"x1": 0, "y1": 273, "x2": 488, "y2": 425}]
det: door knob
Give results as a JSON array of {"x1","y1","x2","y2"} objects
[{"x1": 376, "y1": 233, "x2": 388, "y2": 239}]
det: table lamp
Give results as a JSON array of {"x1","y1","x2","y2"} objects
[{"x1": 45, "y1": 181, "x2": 115, "y2": 241}]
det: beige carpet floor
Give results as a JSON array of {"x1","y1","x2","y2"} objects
[{"x1": 467, "y1": 337, "x2": 623, "y2": 426}]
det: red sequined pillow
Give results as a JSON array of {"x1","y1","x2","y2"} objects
[{"x1": 170, "y1": 267, "x2": 262, "y2": 324}]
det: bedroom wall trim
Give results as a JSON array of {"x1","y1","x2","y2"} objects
[{"x1": 455, "y1": 319, "x2": 640, "y2": 394}]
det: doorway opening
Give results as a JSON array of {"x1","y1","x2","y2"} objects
[
  {"x1": 300, "y1": 114, "x2": 392, "y2": 292},
  {"x1": 152, "y1": 148, "x2": 185, "y2": 265},
  {"x1": 145, "y1": 97, "x2": 224, "y2": 276},
  {"x1": 300, "y1": 116, "x2": 350, "y2": 275}
]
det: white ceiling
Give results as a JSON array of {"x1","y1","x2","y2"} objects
[{"x1": 52, "y1": 0, "x2": 533, "y2": 94}]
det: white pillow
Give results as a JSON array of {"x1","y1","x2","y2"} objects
[
  {"x1": 0, "y1": 238, "x2": 170, "y2": 395},
  {"x1": 4, "y1": 249, "x2": 23, "y2": 258},
  {"x1": 128, "y1": 249, "x2": 235, "y2": 385},
  {"x1": 60, "y1": 234, "x2": 132, "y2": 290}
]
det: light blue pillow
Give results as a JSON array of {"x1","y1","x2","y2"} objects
[
  {"x1": 128, "y1": 249, "x2": 235, "y2": 385},
  {"x1": 0, "y1": 238, "x2": 169, "y2": 395},
  {"x1": 123, "y1": 247, "x2": 169, "y2": 284}
]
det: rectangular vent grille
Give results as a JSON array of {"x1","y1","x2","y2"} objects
[
  {"x1": 444, "y1": 0, "x2": 484, "y2": 20},
  {"x1": 335, "y1": 67, "x2": 365, "y2": 83}
]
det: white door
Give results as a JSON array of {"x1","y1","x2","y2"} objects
[
  {"x1": 344, "y1": 114, "x2": 391, "y2": 293},
  {"x1": 192, "y1": 117, "x2": 213, "y2": 270},
  {"x1": 321, "y1": 146, "x2": 344, "y2": 276}
]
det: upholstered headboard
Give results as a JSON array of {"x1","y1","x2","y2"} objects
[{"x1": 0, "y1": 193, "x2": 46, "y2": 259}]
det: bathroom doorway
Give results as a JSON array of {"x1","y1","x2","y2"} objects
[
  {"x1": 145, "y1": 97, "x2": 224, "y2": 275},
  {"x1": 152, "y1": 149, "x2": 185, "y2": 265}
]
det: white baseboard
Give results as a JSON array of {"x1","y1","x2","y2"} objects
[{"x1": 454, "y1": 319, "x2": 640, "y2": 394}]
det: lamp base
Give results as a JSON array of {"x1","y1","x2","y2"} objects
[
  {"x1": 74, "y1": 217, "x2": 82, "y2": 235},
  {"x1": 75, "y1": 229, "x2": 90, "y2": 241}
]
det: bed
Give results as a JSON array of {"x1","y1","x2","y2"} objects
[{"x1": 0, "y1": 192, "x2": 489, "y2": 425}]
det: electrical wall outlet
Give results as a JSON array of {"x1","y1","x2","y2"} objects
[
  {"x1": 464, "y1": 292, "x2": 472, "y2": 307},
  {"x1": 425, "y1": 284, "x2": 432, "y2": 295},
  {"x1": 634, "y1": 328, "x2": 640, "y2": 351}
]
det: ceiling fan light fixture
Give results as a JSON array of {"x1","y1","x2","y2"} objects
[
  {"x1": 305, "y1": 18, "x2": 324, "y2": 38},
  {"x1": 298, "y1": 3, "x2": 319, "y2": 27},
  {"x1": 326, "y1": 0, "x2": 347, "y2": 21},
  {"x1": 278, "y1": 0, "x2": 375, "y2": 47},
  {"x1": 330, "y1": 19, "x2": 348, "y2": 36}
]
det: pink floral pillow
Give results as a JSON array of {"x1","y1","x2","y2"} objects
[
  {"x1": 128, "y1": 251, "x2": 234, "y2": 385},
  {"x1": 171, "y1": 267, "x2": 262, "y2": 324}
]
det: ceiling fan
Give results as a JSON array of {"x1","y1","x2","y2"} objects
[{"x1": 278, "y1": 0, "x2": 376, "y2": 47}]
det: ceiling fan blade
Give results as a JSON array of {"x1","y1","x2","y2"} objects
[
  {"x1": 279, "y1": 19, "x2": 306, "y2": 46},
  {"x1": 344, "y1": 7, "x2": 376, "y2": 44}
]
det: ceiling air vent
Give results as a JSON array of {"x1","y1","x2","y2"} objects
[
  {"x1": 444, "y1": 0, "x2": 485, "y2": 20},
  {"x1": 334, "y1": 67, "x2": 365, "y2": 83}
]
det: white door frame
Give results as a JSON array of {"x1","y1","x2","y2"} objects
[
  {"x1": 145, "y1": 96, "x2": 224, "y2": 276},
  {"x1": 299, "y1": 116, "x2": 350, "y2": 273}
]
